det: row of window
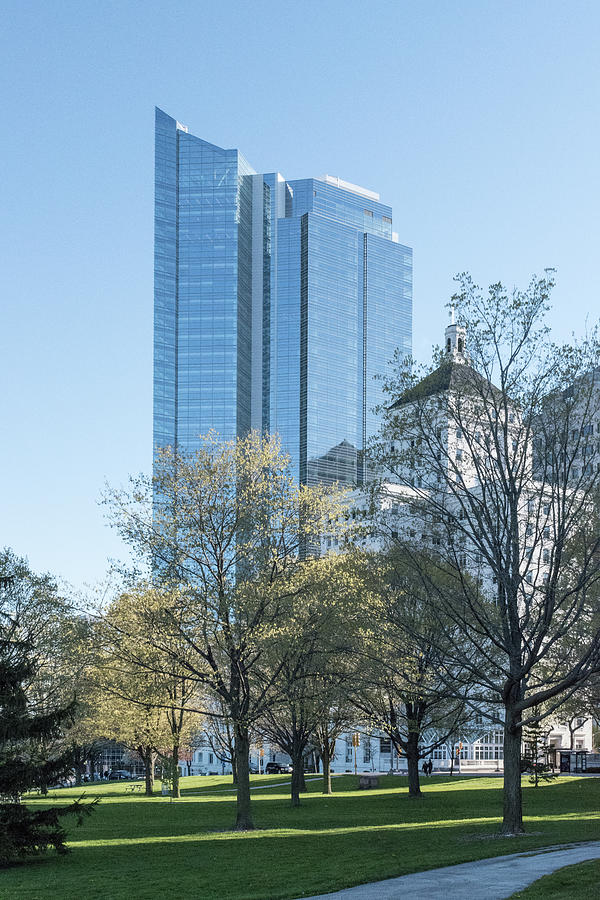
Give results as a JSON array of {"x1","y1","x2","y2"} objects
[{"x1": 571, "y1": 424, "x2": 594, "y2": 439}]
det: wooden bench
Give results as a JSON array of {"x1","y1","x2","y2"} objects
[{"x1": 358, "y1": 775, "x2": 379, "y2": 789}]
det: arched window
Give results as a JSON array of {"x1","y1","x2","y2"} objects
[
  {"x1": 446, "y1": 338, "x2": 451, "y2": 353},
  {"x1": 458, "y1": 337, "x2": 464, "y2": 353}
]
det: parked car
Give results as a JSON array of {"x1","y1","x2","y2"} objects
[
  {"x1": 110, "y1": 770, "x2": 134, "y2": 780},
  {"x1": 265, "y1": 762, "x2": 293, "y2": 774}
]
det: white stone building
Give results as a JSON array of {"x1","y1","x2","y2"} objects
[{"x1": 319, "y1": 317, "x2": 595, "y2": 769}]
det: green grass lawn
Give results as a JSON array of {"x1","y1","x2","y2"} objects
[
  {"x1": 509, "y1": 858, "x2": 600, "y2": 898},
  {"x1": 2, "y1": 774, "x2": 599, "y2": 899}
]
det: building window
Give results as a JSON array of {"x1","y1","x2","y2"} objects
[
  {"x1": 456, "y1": 427, "x2": 463, "y2": 439},
  {"x1": 346, "y1": 736, "x2": 353, "y2": 763},
  {"x1": 382, "y1": 215, "x2": 392, "y2": 224},
  {"x1": 543, "y1": 549, "x2": 550, "y2": 564},
  {"x1": 473, "y1": 731, "x2": 504, "y2": 760},
  {"x1": 379, "y1": 737, "x2": 391, "y2": 755},
  {"x1": 456, "y1": 449, "x2": 463, "y2": 461},
  {"x1": 364, "y1": 209, "x2": 373, "y2": 217},
  {"x1": 582, "y1": 424, "x2": 594, "y2": 436},
  {"x1": 363, "y1": 739, "x2": 371, "y2": 763}
]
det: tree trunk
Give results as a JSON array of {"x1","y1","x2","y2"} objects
[
  {"x1": 74, "y1": 766, "x2": 83, "y2": 787},
  {"x1": 142, "y1": 746, "x2": 155, "y2": 797},
  {"x1": 234, "y1": 723, "x2": 254, "y2": 830},
  {"x1": 231, "y1": 752, "x2": 238, "y2": 785},
  {"x1": 290, "y1": 747, "x2": 305, "y2": 807},
  {"x1": 172, "y1": 740, "x2": 180, "y2": 799},
  {"x1": 405, "y1": 733, "x2": 421, "y2": 797},
  {"x1": 299, "y1": 768, "x2": 307, "y2": 792},
  {"x1": 322, "y1": 742, "x2": 332, "y2": 795},
  {"x1": 502, "y1": 712, "x2": 524, "y2": 835}
]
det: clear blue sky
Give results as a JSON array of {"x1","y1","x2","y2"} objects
[{"x1": 1, "y1": 0, "x2": 599, "y2": 594}]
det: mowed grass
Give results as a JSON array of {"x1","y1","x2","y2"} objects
[
  {"x1": 510, "y1": 858, "x2": 600, "y2": 897},
  {"x1": 2, "y1": 774, "x2": 600, "y2": 899}
]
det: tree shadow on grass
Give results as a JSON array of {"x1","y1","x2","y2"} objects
[{"x1": 3, "y1": 816, "x2": 596, "y2": 900}]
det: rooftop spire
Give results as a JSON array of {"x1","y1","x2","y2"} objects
[{"x1": 445, "y1": 310, "x2": 467, "y2": 362}]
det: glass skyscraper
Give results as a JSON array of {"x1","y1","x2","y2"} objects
[{"x1": 154, "y1": 108, "x2": 412, "y2": 485}]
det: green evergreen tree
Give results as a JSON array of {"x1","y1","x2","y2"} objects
[
  {"x1": 521, "y1": 712, "x2": 555, "y2": 788},
  {"x1": 0, "y1": 560, "x2": 95, "y2": 866}
]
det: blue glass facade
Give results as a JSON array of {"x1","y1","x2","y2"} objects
[
  {"x1": 154, "y1": 109, "x2": 412, "y2": 485},
  {"x1": 153, "y1": 108, "x2": 260, "y2": 448}
]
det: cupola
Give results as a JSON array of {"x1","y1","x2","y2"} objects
[{"x1": 445, "y1": 308, "x2": 467, "y2": 361}]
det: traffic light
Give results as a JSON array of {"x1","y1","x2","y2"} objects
[{"x1": 352, "y1": 732, "x2": 360, "y2": 747}]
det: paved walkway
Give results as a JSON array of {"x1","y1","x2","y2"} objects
[
  {"x1": 186, "y1": 775, "x2": 337, "y2": 795},
  {"x1": 298, "y1": 841, "x2": 600, "y2": 899}
]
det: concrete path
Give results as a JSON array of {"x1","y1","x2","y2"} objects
[
  {"x1": 298, "y1": 841, "x2": 600, "y2": 899},
  {"x1": 186, "y1": 775, "x2": 338, "y2": 795}
]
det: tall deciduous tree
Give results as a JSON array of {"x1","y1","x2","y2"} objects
[
  {"x1": 104, "y1": 432, "x2": 348, "y2": 829},
  {"x1": 371, "y1": 272, "x2": 600, "y2": 834},
  {"x1": 90, "y1": 655, "x2": 173, "y2": 797},
  {"x1": 258, "y1": 553, "x2": 361, "y2": 806},
  {"x1": 98, "y1": 591, "x2": 201, "y2": 798},
  {"x1": 350, "y1": 550, "x2": 471, "y2": 797}
]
